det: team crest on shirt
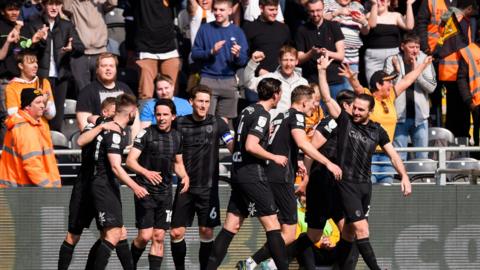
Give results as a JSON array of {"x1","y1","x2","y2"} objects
[
  {"x1": 206, "y1": 125, "x2": 213, "y2": 133},
  {"x1": 112, "y1": 133, "x2": 121, "y2": 144},
  {"x1": 296, "y1": 114, "x2": 304, "y2": 122},
  {"x1": 258, "y1": 116, "x2": 267, "y2": 127}
]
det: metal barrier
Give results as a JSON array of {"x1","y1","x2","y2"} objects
[{"x1": 48, "y1": 146, "x2": 480, "y2": 186}]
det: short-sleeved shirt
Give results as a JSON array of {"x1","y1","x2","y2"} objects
[
  {"x1": 93, "y1": 127, "x2": 129, "y2": 184},
  {"x1": 133, "y1": 127, "x2": 182, "y2": 194},
  {"x1": 177, "y1": 114, "x2": 232, "y2": 188},
  {"x1": 266, "y1": 108, "x2": 305, "y2": 184},
  {"x1": 231, "y1": 103, "x2": 271, "y2": 183},
  {"x1": 295, "y1": 20, "x2": 344, "y2": 84},
  {"x1": 336, "y1": 110, "x2": 390, "y2": 183},
  {"x1": 76, "y1": 80, "x2": 133, "y2": 116},
  {"x1": 140, "y1": 97, "x2": 193, "y2": 124},
  {"x1": 78, "y1": 117, "x2": 110, "y2": 182},
  {"x1": 364, "y1": 88, "x2": 397, "y2": 149},
  {"x1": 242, "y1": 19, "x2": 291, "y2": 72}
]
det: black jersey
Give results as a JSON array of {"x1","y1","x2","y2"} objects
[
  {"x1": 176, "y1": 115, "x2": 232, "y2": 188},
  {"x1": 336, "y1": 111, "x2": 390, "y2": 183},
  {"x1": 266, "y1": 108, "x2": 305, "y2": 184},
  {"x1": 310, "y1": 116, "x2": 338, "y2": 173},
  {"x1": 133, "y1": 126, "x2": 182, "y2": 194},
  {"x1": 231, "y1": 104, "x2": 271, "y2": 183},
  {"x1": 93, "y1": 125, "x2": 129, "y2": 184}
]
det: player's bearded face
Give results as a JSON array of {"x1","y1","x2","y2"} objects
[{"x1": 352, "y1": 99, "x2": 370, "y2": 124}]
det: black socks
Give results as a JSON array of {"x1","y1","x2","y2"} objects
[
  {"x1": 131, "y1": 241, "x2": 146, "y2": 269},
  {"x1": 58, "y1": 240, "x2": 75, "y2": 270},
  {"x1": 266, "y1": 230, "x2": 288, "y2": 270},
  {"x1": 357, "y1": 238, "x2": 381, "y2": 270},
  {"x1": 171, "y1": 239, "x2": 187, "y2": 270},
  {"x1": 148, "y1": 254, "x2": 163, "y2": 270},
  {"x1": 93, "y1": 239, "x2": 115, "y2": 270},
  {"x1": 115, "y1": 239, "x2": 134, "y2": 270},
  {"x1": 199, "y1": 240, "x2": 214, "y2": 270},
  {"x1": 205, "y1": 228, "x2": 235, "y2": 270}
]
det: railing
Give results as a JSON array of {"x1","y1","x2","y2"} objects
[{"x1": 47, "y1": 146, "x2": 480, "y2": 186}]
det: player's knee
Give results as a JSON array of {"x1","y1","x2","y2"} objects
[
  {"x1": 170, "y1": 227, "x2": 185, "y2": 240},
  {"x1": 120, "y1": 226, "x2": 128, "y2": 240},
  {"x1": 104, "y1": 227, "x2": 122, "y2": 245},
  {"x1": 352, "y1": 220, "x2": 369, "y2": 239},
  {"x1": 65, "y1": 232, "x2": 81, "y2": 245},
  {"x1": 306, "y1": 228, "x2": 323, "y2": 243},
  {"x1": 199, "y1": 227, "x2": 214, "y2": 240},
  {"x1": 136, "y1": 229, "x2": 153, "y2": 245},
  {"x1": 152, "y1": 229, "x2": 166, "y2": 242}
]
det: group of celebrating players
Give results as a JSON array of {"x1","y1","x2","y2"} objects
[{"x1": 57, "y1": 55, "x2": 412, "y2": 270}]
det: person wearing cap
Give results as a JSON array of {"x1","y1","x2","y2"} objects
[
  {"x1": 340, "y1": 55, "x2": 432, "y2": 183},
  {"x1": 384, "y1": 32, "x2": 437, "y2": 160},
  {"x1": 0, "y1": 87, "x2": 61, "y2": 188}
]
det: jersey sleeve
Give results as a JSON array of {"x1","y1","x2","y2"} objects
[
  {"x1": 133, "y1": 128, "x2": 149, "y2": 151},
  {"x1": 316, "y1": 117, "x2": 337, "y2": 140},
  {"x1": 217, "y1": 117, "x2": 233, "y2": 144},
  {"x1": 378, "y1": 126, "x2": 391, "y2": 147},
  {"x1": 248, "y1": 111, "x2": 270, "y2": 139},
  {"x1": 176, "y1": 130, "x2": 183, "y2": 155},
  {"x1": 290, "y1": 111, "x2": 306, "y2": 130},
  {"x1": 336, "y1": 110, "x2": 350, "y2": 128},
  {"x1": 104, "y1": 131, "x2": 124, "y2": 155}
]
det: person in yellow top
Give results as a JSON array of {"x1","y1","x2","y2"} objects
[
  {"x1": 340, "y1": 57, "x2": 432, "y2": 183},
  {"x1": 5, "y1": 50, "x2": 55, "y2": 128},
  {"x1": 0, "y1": 87, "x2": 61, "y2": 187}
]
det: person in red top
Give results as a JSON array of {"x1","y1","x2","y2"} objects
[{"x1": 0, "y1": 87, "x2": 61, "y2": 187}]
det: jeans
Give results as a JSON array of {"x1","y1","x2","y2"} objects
[
  {"x1": 393, "y1": 119, "x2": 429, "y2": 160},
  {"x1": 329, "y1": 80, "x2": 353, "y2": 99},
  {"x1": 371, "y1": 153, "x2": 395, "y2": 184}
]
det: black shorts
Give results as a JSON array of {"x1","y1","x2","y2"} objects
[
  {"x1": 91, "y1": 177, "x2": 123, "y2": 230},
  {"x1": 68, "y1": 173, "x2": 96, "y2": 235},
  {"x1": 305, "y1": 167, "x2": 343, "y2": 229},
  {"x1": 171, "y1": 186, "x2": 221, "y2": 228},
  {"x1": 268, "y1": 182, "x2": 297, "y2": 225},
  {"x1": 227, "y1": 180, "x2": 278, "y2": 218},
  {"x1": 337, "y1": 181, "x2": 372, "y2": 224},
  {"x1": 135, "y1": 189, "x2": 173, "y2": 230}
]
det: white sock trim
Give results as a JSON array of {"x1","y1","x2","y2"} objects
[
  {"x1": 171, "y1": 237, "x2": 185, "y2": 243},
  {"x1": 200, "y1": 238, "x2": 214, "y2": 243}
]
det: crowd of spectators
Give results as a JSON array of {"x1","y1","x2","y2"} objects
[{"x1": 0, "y1": 0, "x2": 479, "y2": 185}]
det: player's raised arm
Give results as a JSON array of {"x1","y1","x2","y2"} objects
[{"x1": 317, "y1": 56, "x2": 342, "y2": 119}]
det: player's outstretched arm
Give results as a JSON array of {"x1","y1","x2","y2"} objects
[
  {"x1": 126, "y1": 147, "x2": 163, "y2": 186},
  {"x1": 77, "y1": 121, "x2": 119, "y2": 147},
  {"x1": 382, "y1": 143, "x2": 412, "y2": 197},
  {"x1": 292, "y1": 129, "x2": 342, "y2": 180},
  {"x1": 317, "y1": 56, "x2": 342, "y2": 119},
  {"x1": 108, "y1": 153, "x2": 150, "y2": 198},
  {"x1": 245, "y1": 134, "x2": 288, "y2": 167},
  {"x1": 174, "y1": 154, "x2": 190, "y2": 193}
]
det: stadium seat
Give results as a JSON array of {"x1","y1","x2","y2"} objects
[
  {"x1": 50, "y1": 131, "x2": 69, "y2": 149},
  {"x1": 428, "y1": 127, "x2": 455, "y2": 160},
  {"x1": 404, "y1": 158, "x2": 437, "y2": 183},
  {"x1": 62, "y1": 118, "x2": 80, "y2": 141},
  {"x1": 63, "y1": 99, "x2": 77, "y2": 118},
  {"x1": 70, "y1": 131, "x2": 81, "y2": 149},
  {"x1": 446, "y1": 157, "x2": 480, "y2": 182}
]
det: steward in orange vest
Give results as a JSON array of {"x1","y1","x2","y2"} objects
[{"x1": 0, "y1": 88, "x2": 61, "y2": 187}]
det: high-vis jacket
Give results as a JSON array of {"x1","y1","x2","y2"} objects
[
  {"x1": 459, "y1": 43, "x2": 480, "y2": 106},
  {"x1": 0, "y1": 110, "x2": 61, "y2": 187},
  {"x1": 427, "y1": 0, "x2": 449, "y2": 52}
]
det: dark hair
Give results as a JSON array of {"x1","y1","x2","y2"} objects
[
  {"x1": 259, "y1": 0, "x2": 279, "y2": 7},
  {"x1": 336, "y1": 90, "x2": 355, "y2": 107},
  {"x1": 42, "y1": 0, "x2": 63, "y2": 5},
  {"x1": 355, "y1": 93, "x2": 375, "y2": 111},
  {"x1": 154, "y1": 73, "x2": 174, "y2": 87},
  {"x1": 213, "y1": 0, "x2": 233, "y2": 7},
  {"x1": 190, "y1": 84, "x2": 212, "y2": 99},
  {"x1": 0, "y1": 0, "x2": 22, "y2": 10},
  {"x1": 101, "y1": 97, "x2": 116, "y2": 110},
  {"x1": 402, "y1": 32, "x2": 420, "y2": 45},
  {"x1": 16, "y1": 50, "x2": 37, "y2": 64},
  {"x1": 291, "y1": 85, "x2": 314, "y2": 104},
  {"x1": 95, "y1": 52, "x2": 118, "y2": 68},
  {"x1": 115, "y1": 94, "x2": 137, "y2": 113},
  {"x1": 155, "y1": 98, "x2": 177, "y2": 115},
  {"x1": 257, "y1": 78, "x2": 282, "y2": 100},
  {"x1": 307, "y1": 0, "x2": 323, "y2": 5},
  {"x1": 457, "y1": 0, "x2": 476, "y2": 9}
]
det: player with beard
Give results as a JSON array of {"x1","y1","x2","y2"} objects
[
  {"x1": 291, "y1": 56, "x2": 411, "y2": 270},
  {"x1": 205, "y1": 78, "x2": 289, "y2": 270},
  {"x1": 126, "y1": 98, "x2": 190, "y2": 270},
  {"x1": 236, "y1": 85, "x2": 342, "y2": 270},
  {"x1": 87, "y1": 94, "x2": 149, "y2": 270},
  {"x1": 169, "y1": 85, "x2": 234, "y2": 270}
]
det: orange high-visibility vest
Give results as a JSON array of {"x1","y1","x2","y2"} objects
[
  {"x1": 459, "y1": 43, "x2": 480, "y2": 106},
  {"x1": 427, "y1": 0, "x2": 449, "y2": 52},
  {"x1": 438, "y1": 15, "x2": 471, "y2": 82}
]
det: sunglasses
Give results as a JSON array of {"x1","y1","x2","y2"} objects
[{"x1": 380, "y1": 100, "x2": 389, "y2": 114}]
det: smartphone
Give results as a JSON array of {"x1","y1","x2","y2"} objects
[{"x1": 350, "y1": 10, "x2": 361, "y2": 17}]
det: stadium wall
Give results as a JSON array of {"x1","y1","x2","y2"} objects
[{"x1": 0, "y1": 185, "x2": 479, "y2": 270}]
